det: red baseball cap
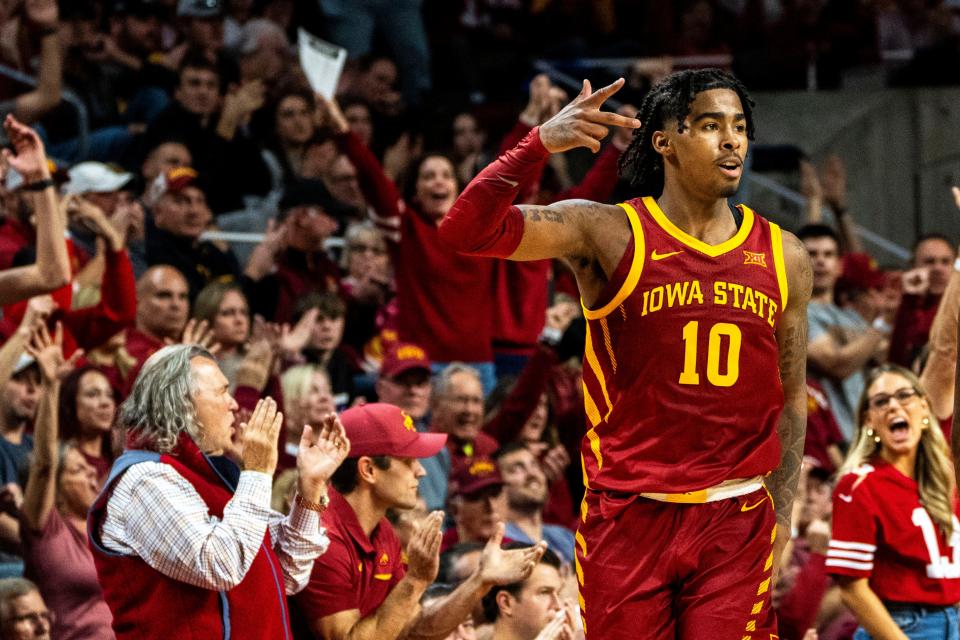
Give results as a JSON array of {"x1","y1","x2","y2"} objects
[
  {"x1": 839, "y1": 252, "x2": 885, "y2": 291},
  {"x1": 449, "y1": 456, "x2": 504, "y2": 497},
  {"x1": 144, "y1": 166, "x2": 201, "y2": 207},
  {"x1": 380, "y1": 342, "x2": 431, "y2": 379},
  {"x1": 340, "y1": 403, "x2": 447, "y2": 458}
]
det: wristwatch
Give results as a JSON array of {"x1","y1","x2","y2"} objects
[
  {"x1": 296, "y1": 492, "x2": 329, "y2": 513},
  {"x1": 21, "y1": 178, "x2": 54, "y2": 192}
]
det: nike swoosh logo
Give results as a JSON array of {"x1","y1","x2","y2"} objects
[
  {"x1": 651, "y1": 250, "x2": 683, "y2": 261},
  {"x1": 497, "y1": 176, "x2": 519, "y2": 187},
  {"x1": 741, "y1": 497, "x2": 768, "y2": 512},
  {"x1": 838, "y1": 494, "x2": 853, "y2": 503}
]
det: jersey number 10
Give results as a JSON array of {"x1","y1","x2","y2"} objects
[
  {"x1": 679, "y1": 321, "x2": 742, "y2": 387},
  {"x1": 912, "y1": 508, "x2": 960, "y2": 579}
]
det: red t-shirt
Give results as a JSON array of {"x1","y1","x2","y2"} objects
[
  {"x1": 826, "y1": 458, "x2": 960, "y2": 606},
  {"x1": 296, "y1": 489, "x2": 406, "y2": 624},
  {"x1": 20, "y1": 509, "x2": 114, "y2": 640},
  {"x1": 580, "y1": 197, "x2": 787, "y2": 493}
]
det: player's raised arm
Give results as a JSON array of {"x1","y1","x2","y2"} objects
[{"x1": 438, "y1": 78, "x2": 640, "y2": 263}]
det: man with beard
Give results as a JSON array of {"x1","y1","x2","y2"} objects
[
  {"x1": 0, "y1": 357, "x2": 39, "y2": 489},
  {"x1": 0, "y1": 356, "x2": 40, "y2": 577},
  {"x1": 495, "y1": 443, "x2": 574, "y2": 566}
]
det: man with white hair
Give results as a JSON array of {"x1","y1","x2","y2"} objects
[
  {"x1": 234, "y1": 18, "x2": 290, "y2": 85},
  {"x1": 88, "y1": 344, "x2": 351, "y2": 638}
]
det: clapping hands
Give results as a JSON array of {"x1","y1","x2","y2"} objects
[{"x1": 296, "y1": 412, "x2": 350, "y2": 502}]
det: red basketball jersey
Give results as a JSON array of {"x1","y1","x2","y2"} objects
[
  {"x1": 826, "y1": 459, "x2": 960, "y2": 606},
  {"x1": 579, "y1": 196, "x2": 788, "y2": 494}
]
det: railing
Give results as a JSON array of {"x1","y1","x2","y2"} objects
[{"x1": 0, "y1": 63, "x2": 90, "y2": 159}]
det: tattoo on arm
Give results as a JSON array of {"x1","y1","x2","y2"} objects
[
  {"x1": 768, "y1": 234, "x2": 812, "y2": 529},
  {"x1": 521, "y1": 207, "x2": 563, "y2": 224},
  {"x1": 768, "y1": 322, "x2": 808, "y2": 528}
]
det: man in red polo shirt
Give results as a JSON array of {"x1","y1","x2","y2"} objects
[{"x1": 297, "y1": 403, "x2": 546, "y2": 640}]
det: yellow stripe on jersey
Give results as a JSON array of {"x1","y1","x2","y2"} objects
[
  {"x1": 580, "y1": 453, "x2": 589, "y2": 489},
  {"x1": 575, "y1": 531, "x2": 588, "y2": 557},
  {"x1": 769, "y1": 221, "x2": 789, "y2": 311},
  {"x1": 583, "y1": 381, "x2": 602, "y2": 427},
  {"x1": 644, "y1": 196, "x2": 755, "y2": 257},
  {"x1": 600, "y1": 317, "x2": 617, "y2": 373},
  {"x1": 582, "y1": 202, "x2": 645, "y2": 320},
  {"x1": 586, "y1": 428, "x2": 603, "y2": 471},
  {"x1": 583, "y1": 323, "x2": 613, "y2": 418}
]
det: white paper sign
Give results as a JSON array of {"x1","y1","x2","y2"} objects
[{"x1": 298, "y1": 28, "x2": 347, "y2": 100}]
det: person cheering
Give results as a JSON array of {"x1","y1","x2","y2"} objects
[
  {"x1": 827, "y1": 365, "x2": 959, "y2": 639},
  {"x1": 88, "y1": 344, "x2": 350, "y2": 639}
]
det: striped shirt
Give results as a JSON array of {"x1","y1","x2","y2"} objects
[{"x1": 99, "y1": 463, "x2": 327, "y2": 594}]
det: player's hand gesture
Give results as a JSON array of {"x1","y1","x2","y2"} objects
[
  {"x1": 538, "y1": 78, "x2": 640, "y2": 154},
  {"x1": 477, "y1": 522, "x2": 547, "y2": 586}
]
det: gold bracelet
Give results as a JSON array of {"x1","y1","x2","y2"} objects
[{"x1": 295, "y1": 492, "x2": 329, "y2": 513}]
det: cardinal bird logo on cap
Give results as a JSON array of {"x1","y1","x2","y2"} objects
[{"x1": 401, "y1": 411, "x2": 415, "y2": 432}]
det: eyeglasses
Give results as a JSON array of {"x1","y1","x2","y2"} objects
[{"x1": 867, "y1": 387, "x2": 920, "y2": 411}]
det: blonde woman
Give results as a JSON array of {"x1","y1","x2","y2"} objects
[
  {"x1": 826, "y1": 364, "x2": 960, "y2": 639},
  {"x1": 279, "y1": 365, "x2": 336, "y2": 469}
]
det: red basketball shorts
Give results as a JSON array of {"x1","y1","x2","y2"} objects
[{"x1": 575, "y1": 487, "x2": 779, "y2": 639}]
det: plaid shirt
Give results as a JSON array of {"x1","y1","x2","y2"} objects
[{"x1": 98, "y1": 463, "x2": 327, "y2": 595}]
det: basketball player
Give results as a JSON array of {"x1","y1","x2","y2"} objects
[{"x1": 439, "y1": 69, "x2": 812, "y2": 639}]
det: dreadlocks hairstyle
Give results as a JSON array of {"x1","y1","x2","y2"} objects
[{"x1": 618, "y1": 69, "x2": 756, "y2": 197}]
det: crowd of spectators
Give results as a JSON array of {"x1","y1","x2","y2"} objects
[{"x1": 0, "y1": 0, "x2": 958, "y2": 639}]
